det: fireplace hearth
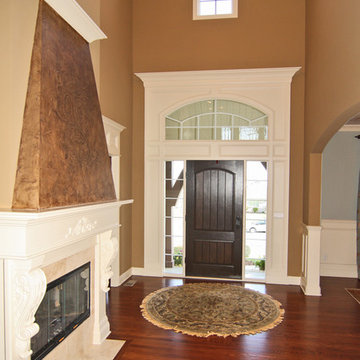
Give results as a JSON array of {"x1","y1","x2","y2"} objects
[{"x1": 31, "y1": 262, "x2": 90, "y2": 360}]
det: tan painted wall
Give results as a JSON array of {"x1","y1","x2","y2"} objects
[
  {"x1": 131, "y1": 78, "x2": 145, "y2": 268},
  {"x1": 77, "y1": 0, "x2": 101, "y2": 90},
  {"x1": 304, "y1": 0, "x2": 360, "y2": 225},
  {"x1": 0, "y1": 0, "x2": 39, "y2": 209},
  {"x1": 132, "y1": 0, "x2": 306, "y2": 275},
  {"x1": 100, "y1": 0, "x2": 133, "y2": 274}
]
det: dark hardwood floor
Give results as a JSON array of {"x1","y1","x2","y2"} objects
[{"x1": 107, "y1": 276, "x2": 360, "y2": 359}]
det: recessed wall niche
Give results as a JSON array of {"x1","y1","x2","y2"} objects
[{"x1": 12, "y1": 0, "x2": 116, "y2": 211}]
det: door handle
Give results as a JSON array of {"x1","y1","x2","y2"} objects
[{"x1": 235, "y1": 216, "x2": 241, "y2": 228}]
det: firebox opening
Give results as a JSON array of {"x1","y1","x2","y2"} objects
[{"x1": 31, "y1": 262, "x2": 91, "y2": 360}]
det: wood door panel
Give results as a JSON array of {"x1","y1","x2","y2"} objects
[
  {"x1": 190, "y1": 264, "x2": 236, "y2": 277},
  {"x1": 195, "y1": 169, "x2": 235, "y2": 232},
  {"x1": 225, "y1": 172, "x2": 234, "y2": 231},
  {"x1": 217, "y1": 171, "x2": 226, "y2": 231},
  {"x1": 216, "y1": 242, "x2": 225, "y2": 264},
  {"x1": 195, "y1": 172, "x2": 204, "y2": 228},
  {"x1": 192, "y1": 240, "x2": 234, "y2": 265},
  {"x1": 186, "y1": 160, "x2": 244, "y2": 278}
]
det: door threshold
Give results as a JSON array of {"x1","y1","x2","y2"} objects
[{"x1": 163, "y1": 273, "x2": 266, "y2": 284}]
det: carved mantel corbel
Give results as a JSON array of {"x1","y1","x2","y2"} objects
[
  {"x1": 5, "y1": 258, "x2": 47, "y2": 360},
  {"x1": 100, "y1": 229, "x2": 119, "y2": 292}
]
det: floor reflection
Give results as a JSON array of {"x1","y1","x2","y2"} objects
[
  {"x1": 244, "y1": 282, "x2": 266, "y2": 294},
  {"x1": 164, "y1": 278, "x2": 185, "y2": 287}
]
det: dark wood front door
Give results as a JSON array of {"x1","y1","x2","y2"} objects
[{"x1": 186, "y1": 160, "x2": 244, "y2": 278}]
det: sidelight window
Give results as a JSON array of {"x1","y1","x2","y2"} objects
[
  {"x1": 244, "y1": 161, "x2": 267, "y2": 280},
  {"x1": 164, "y1": 161, "x2": 185, "y2": 275},
  {"x1": 165, "y1": 99, "x2": 268, "y2": 141}
]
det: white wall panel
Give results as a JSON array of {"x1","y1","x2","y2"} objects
[
  {"x1": 273, "y1": 145, "x2": 286, "y2": 157},
  {"x1": 320, "y1": 220, "x2": 357, "y2": 278},
  {"x1": 220, "y1": 145, "x2": 268, "y2": 157},
  {"x1": 144, "y1": 159, "x2": 163, "y2": 275},
  {"x1": 164, "y1": 144, "x2": 211, "y2": 157}
]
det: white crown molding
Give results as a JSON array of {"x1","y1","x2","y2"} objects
[
  {"x1": 44, "y1": 0, "x2": 107, "y2": 43},
  {"x1": 102, "y1": 116, "x2": 126, "y2": 157},
  {"x1": 102, "y1": 116, "x2": 126, "y2": 133},
  {"x1": 135, "y1": 67, "x2": 301, "y2": 88}
]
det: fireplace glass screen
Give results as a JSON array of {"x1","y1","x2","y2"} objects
[{"x1": 31, "y1": 262, "x2": 90, "y2": 360}]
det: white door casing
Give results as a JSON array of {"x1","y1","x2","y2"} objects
[{"x1": 136, "y1": 68, "x2": 300, "y2": 284}]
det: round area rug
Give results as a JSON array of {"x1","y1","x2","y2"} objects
[{"x1": 140, "y1": 283, "x2": 284, "y2": 338}]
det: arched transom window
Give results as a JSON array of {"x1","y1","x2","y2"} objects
[{"x1": 165, "y1": 99, "x2": 268, "y2": 141}]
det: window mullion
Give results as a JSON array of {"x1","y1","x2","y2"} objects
[
  {"x1": 231, "y1": 114, "x2": 234, "y2": 140},
  {"x1": 197, "y1": 116, "x2": 200, "y2": 140},
  {"x1": 214, "y1": 99, "x2": 217, "y2": 140}
]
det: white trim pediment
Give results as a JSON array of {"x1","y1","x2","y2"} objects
[{"x1": 136, "y1": 68, "x2": 300, "y2": 88}]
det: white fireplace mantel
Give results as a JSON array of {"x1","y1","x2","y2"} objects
[
  {"x1": 0, "y1": 200, "x2": 132, "y2": 262},
  {"x1": 0, "y1": 199, "x2": 133, "y2": 360}
]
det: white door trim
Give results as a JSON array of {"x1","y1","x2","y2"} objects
[{"x1": 136, "y1": 67, "x2": 300, "y2": 284}]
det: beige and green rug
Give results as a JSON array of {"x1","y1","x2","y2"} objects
[{"x1": 140, "y1": 283, "x2": 284, "y2": 337}]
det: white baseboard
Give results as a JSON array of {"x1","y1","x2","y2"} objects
[
  {"x1": 111, "y1": 267, "x2": 133, "y2": 287},
  {"x1": 266, "y1": 275, "x2": 301, "y2": 286},
  {"x1": 320, "y1": 263, "x2": 357, "y2": 278},
  {"x1": 132, "y1": 267, "x2": 163, "y2": 277},
  {"x1": 286, "y1": 276, "x2": 301, "y2": 285},
  {"x1": 300, "y1": 282, "x2": 321, "y2": 296},
  {"x1": 131, "y1": 267, "x2": 146, "y2": 276},
  {"x1": 111, "y1": 267, "x2": 163, "y2": 285}
]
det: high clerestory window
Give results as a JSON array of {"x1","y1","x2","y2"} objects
[
  {"x1": 193, "y1": 0, "x2": 238, "y2": 20},
  {"x1": 165, "y1": 99, "x2": 268, "y2": 141}
]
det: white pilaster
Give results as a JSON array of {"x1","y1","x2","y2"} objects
[
  {"x1": 301, "y1": 224, "x2": 322, "y2": 296},
  {"x1": 102, "y1": 115, "x2": 129, "y2": 288}
]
